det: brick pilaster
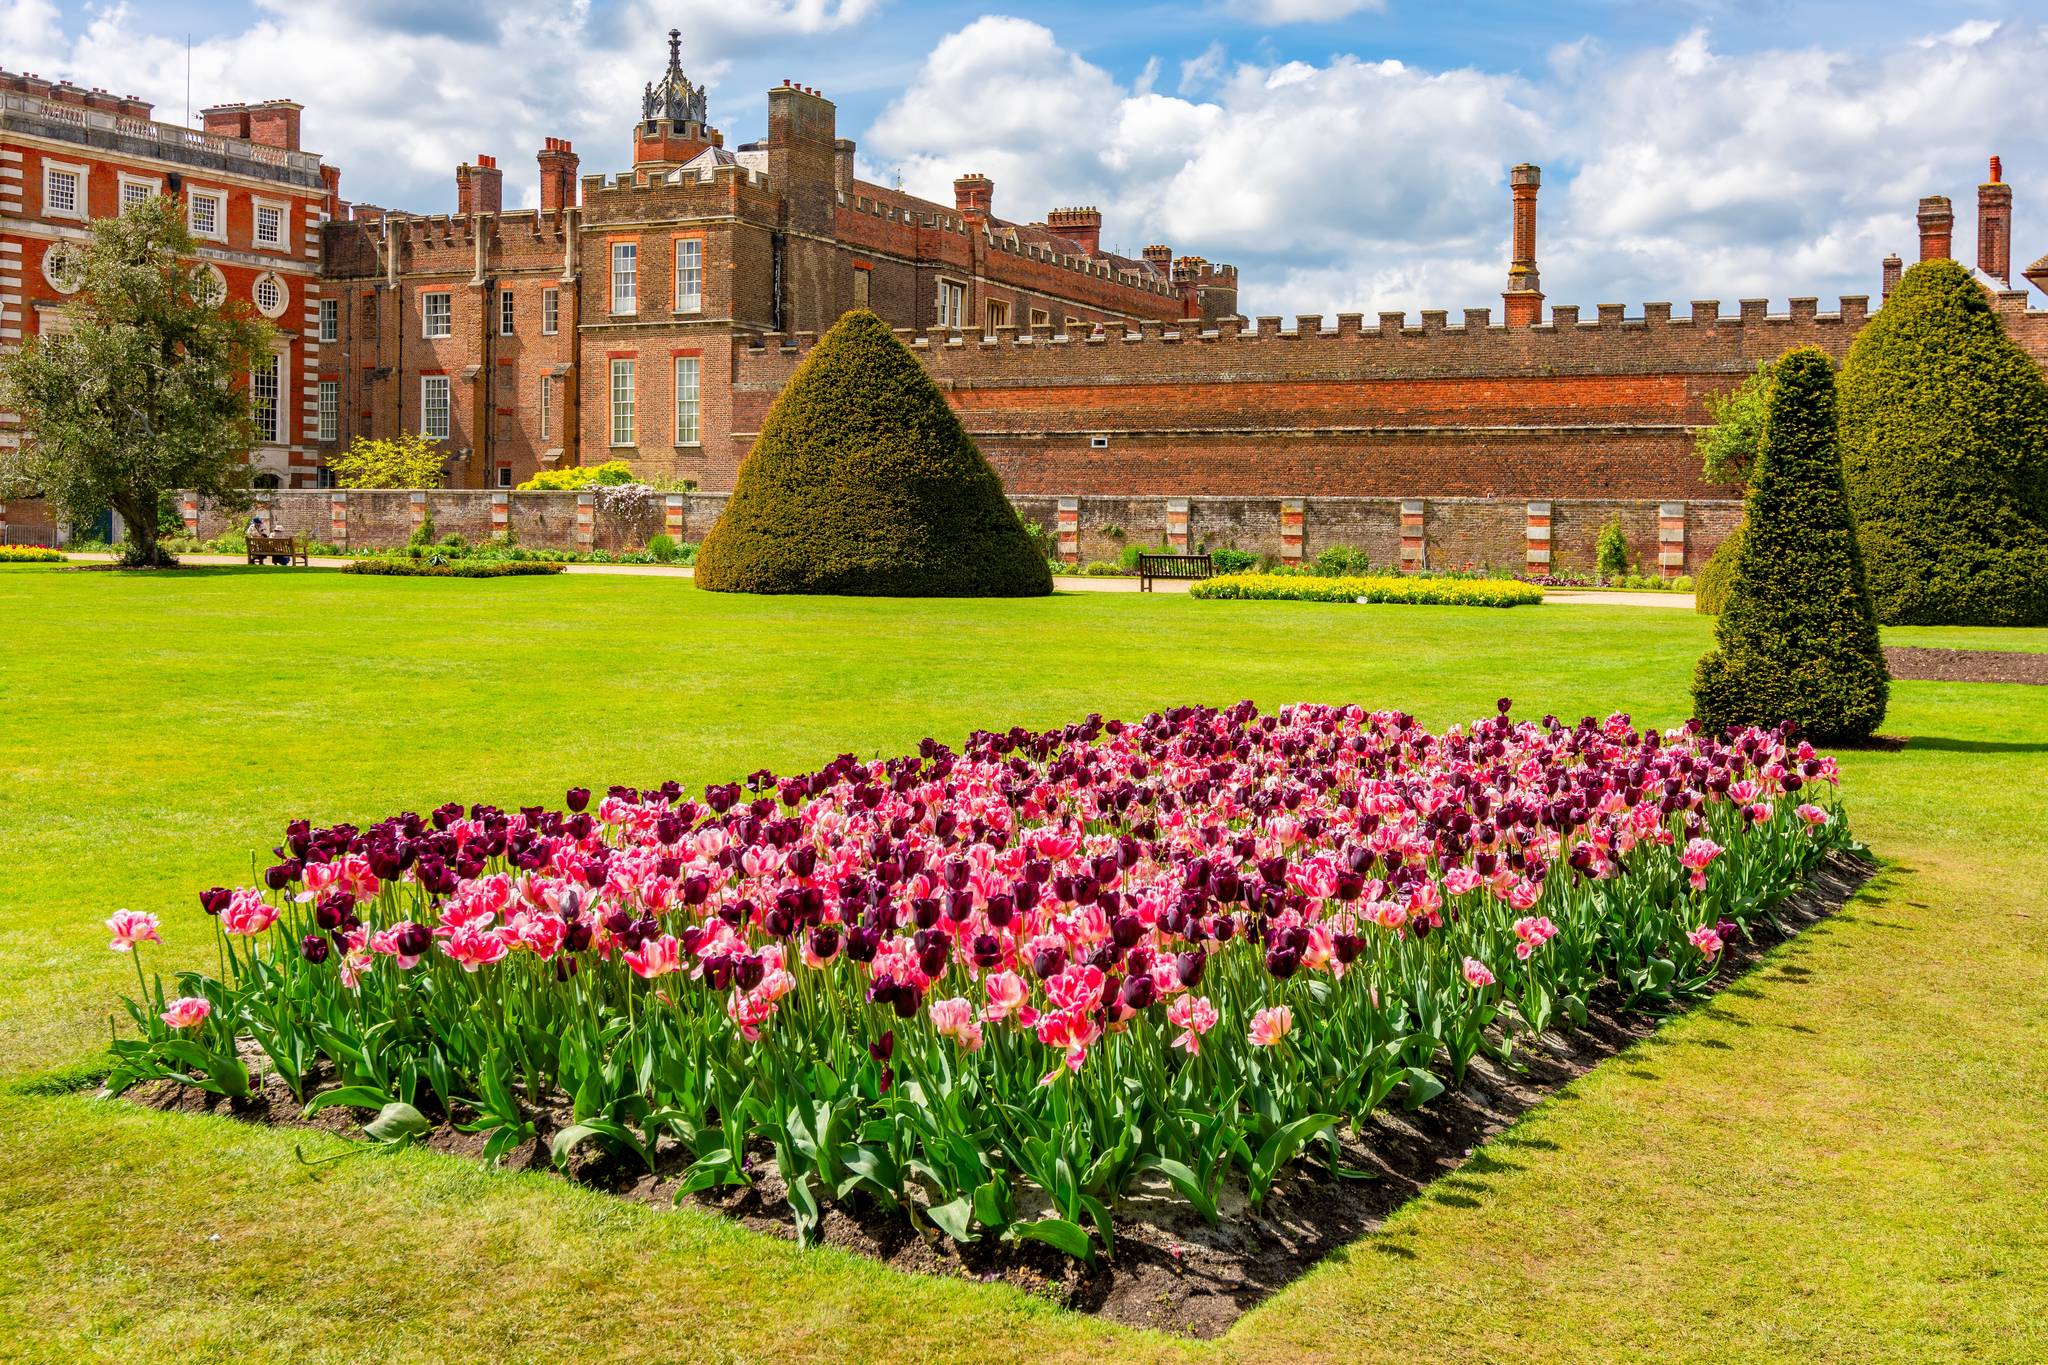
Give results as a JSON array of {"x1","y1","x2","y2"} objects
[
  {"x1": 664, "y1": 493, "x2": 686, "y2": 541},
  {"x1": 408, "y1": 491, "x2": 427, "y2": 539},
  {"x1": 180, "y1": 493, "x2": 199, "y2": 538},
  {"x1": 1279, "y1": 498, "x2": 1304, "y2": 566},
  {"x1": 1659, "y1": 502, "x2": 1687, "y2": 578},
  {"x1": 1056, "y1": 497, "x2": 1079, "y2": 565},
  {"x1": 1524, "y1": 501, "x2": 1551, "y2": 571},
  {"x1": 1400, "y1": 499, "x2": 1426, "y2": 571},
  {"x1": 575, "y1": 490, "x2": 595, "y2": 551},
  {"x1": 329, "y1": 491, "x2": 348, "y2": 549},
  {"x1": 1166, "y1": 497, "x2": 1189, "y2": 553},
  {"x1": 490, "y1": 490, "x2": 509, "y2": 538}
]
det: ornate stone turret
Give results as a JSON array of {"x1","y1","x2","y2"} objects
[{"x1": 633, "y1": 28, "x2": 721, "y2": 171}]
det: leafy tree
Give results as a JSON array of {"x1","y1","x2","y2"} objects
[
  {"x1": 1696, "y1": 360, "x2": 1775, "y2": 487},
  {"x1": 329, "y1": 431, "x2": 448, "y2": 489},
  {"x1": 0, "y1": 197, "x2": 275, "y2": 567},
  {"x1": 696, "y1": 309, "x2": 1052, "y2": 596},
  {"x1": 1838, "y1": 258, "x2": 2048, "y2": 625},
  {"x1": 1693, "y1": 347, "x2": 1888, "y2": 742}
]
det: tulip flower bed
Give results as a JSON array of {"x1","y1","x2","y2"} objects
[
  {"x1": 1190, "y1": 572, "x2": 1542, "y2": 606},
  {"x1": 106, "y1": 700, "x2": 1852, "y2": 1299}
]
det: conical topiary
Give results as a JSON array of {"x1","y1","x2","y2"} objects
[
  {"x1": 694, "y1": 310, "x2": 1053, "y2": 596},
  {"x1": 1838, "y1": 258, "x2": 2048, "y2": 625},
  {"x1": 1693, "y1": 346, "x2": 1889, "y2": 742}
]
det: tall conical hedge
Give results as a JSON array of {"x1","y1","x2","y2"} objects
[
  {"x1": 695, "y1": 310, "x2": 1052, "y2": 597},
  {"x1": 1693, "y1": 347, "x2": 1889, "y2": 742},
  {"x1": 1838, "y1": 259, "x2": 2048, "y2": 625}
]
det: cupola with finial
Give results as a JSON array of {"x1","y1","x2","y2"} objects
[{"x1": 633, "y1": 28, "x2": 722, "y2": 171}]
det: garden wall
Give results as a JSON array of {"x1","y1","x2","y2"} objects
[{"x1": 136, "y1": 489, "x2": 1740, "y2": 575}]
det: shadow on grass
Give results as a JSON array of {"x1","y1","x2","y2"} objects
[{"x1": 1898, "y1": 736, "x2": 2048, "y2": 755}]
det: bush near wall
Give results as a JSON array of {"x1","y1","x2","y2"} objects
[
  {"x1": 341, "y1": 559, "x2": 565, "y2": 579},
  {"x1": 1693, "y1": 524, "x2": 1743, "y2": 616},
  {"x1": 1191, "y1": 572, "x2": 1542, "y2": 607},
  {"x1": 1694, "y1": 347, "x2": 1888, "y2": 741},
  {"x1": 1839, "y1": 259, "x2": 2048, "y2": 626},
  {"x1": 695, "y1": 310, "x2": 1053, "y2": 598}
]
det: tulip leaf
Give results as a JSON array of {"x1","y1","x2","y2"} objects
[
  {"x1": 1402, "y1": 1067, "x2": 1446, "y2": 1111},
  {"x1": 926, "y1": 1195, "x2": 977, "y2": 1243},
  {"x1": 1014, "y1": 1216, "x2": 1094, "y2": 1263},
  {"x1": 1136, "y1": 1154, "x2": 1216, "y2": 1224},
  {"x1": 363, "y1": 1102, "x2": 431, "y2": 1145},
  {"x1": 303, "y1": 1085, "x2": 395, "y2": 1118}
]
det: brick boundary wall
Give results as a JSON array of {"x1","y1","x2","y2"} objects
[{"x1": 111, "y1": 490, "x2": 1739, "y2": 575}]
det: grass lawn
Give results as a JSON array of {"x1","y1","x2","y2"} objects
[{"x1": 1, "y1": 564, "x2": 2044, "y2": 1363}]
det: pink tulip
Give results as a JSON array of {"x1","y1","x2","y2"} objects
[
  {"x1": 1688, "y1": 924, "x2": 1724, "y2": 958},
  {"x1": 984, "y1": 970, "x2": 1029, "y2": 1023},
  {"x1": 928, "y1": 995, "x2": 975, "y2": 1038},
  {"x1": 1682, "y1": 837, "x2": 1724, "y2": 890},
  {"x1": 160, "y1": 996, "x2": 210, "y2": 1029},
  {"x1": 221, "y1": 891, "x2": 277, "y2": 937},
  {"x1": 442, "y1": 923, "x2": 511, "y2": 973},
  {"x1": 1462, "y1": 957, "x2": 1495, "y2": 988},
  {"x1": 623, "y1": 933, "x2": 681, "y2": 979},
  {"x1": 1796, "y1": 803, "x2": 1831, "y2": 827},
  {"x1": 106, "y1": 909, "x2": 161, "y2": 952},
  {"x1": 1166, "y1": 994, "x2": 1217, "y2": 1055},
  {"x1": 1248, "y1": 1004, "x2": 1293, "y2": 1048}
]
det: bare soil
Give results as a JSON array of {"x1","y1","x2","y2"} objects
[
  {"x1": 125, "y1": 851, "x2": 1872, "y2": 1339},
  {"x1": 1884, "y1": 646, "x2": 2048, "y2": 686}
]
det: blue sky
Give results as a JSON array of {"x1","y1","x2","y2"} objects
[{"x1": 8, "y1": 1, "x2": 2046, "y2": 316}]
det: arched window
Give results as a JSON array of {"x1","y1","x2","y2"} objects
[{"x1": 252, "y1": 472, "x2": 283, "y2": 491}]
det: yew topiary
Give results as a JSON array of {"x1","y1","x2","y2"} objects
[
  {"x1": 1692, "y1": 524, "x2": 1742, "y2": 616},
  {"x1": 1693, "y1": 347, "x2": 1889, "y2": 742},
  {"x1": 1838, "y1": 259, "x2": 2048, "y2": 625},
  {"x1": 695, "y1": 310, "x2": 1052, "y2": 597}
]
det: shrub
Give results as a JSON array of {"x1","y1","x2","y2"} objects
[
  {"x1": 1595, "y1": 517, "x2": 1630, "y2": 580},
  {"x1": 645, "y1": 532, "x2": 679, "y2": 564},
  {"x1": 0, "y1": 544, "x2": 65, "y2": 563},
  {"x1": 1207, "y1": 547, "x2": 1257, "y2": 574},
  {"x1": 329, "y1": 432, "x2": 448, "y2": 489},
  {"x1": 1693, "y1": 347, "x2": 1888, "y2": 741},
  {"x1": 1694, "y1": 526, "x2": 1743, "y2": 615},
  {"x1": 1312, "y1": 544, "x2": 1371, "y2": 576},
  {"x1": 1191, "y1": 571, "x2": 1542, "y2": 607},
  {"x1": 695, "y1": 310, "x2": 1052, "y2": 597},
  {"x1": 341, "y1": 558, "x2": 565, "y2": 578},
  {"x1": 1838, "y1": 258, "x2": 2048, "y2": 625},
  {"x1": 1116, "y1": 542, "x2": 1173, "y2": 571},
  {"x1": 516, "y1": 460, "x2": 641, "y2": 492}
]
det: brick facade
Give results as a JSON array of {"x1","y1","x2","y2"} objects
[{"x1": 0, "y1": 72, "x2": 338, "y2": 486}]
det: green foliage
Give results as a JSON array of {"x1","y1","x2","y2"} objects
[
  {"x1": 1694, "y1": 526, "x2": 1743, "y2": 615},
  {"x1": 1206, "y1": 547, "x2": 1258, "y2": 574},
  {"x1": 1838, "y1": 259, "x2": 2048, "y2": 625},
  {"x1": 406, "y1": 509, "x2": 437, "y2": 552},
  {"x1": 1191, "y1": 571, "x2": 1542, "y2": 607},
  {"x1": 0, "y1": 197, "x2": 276, "y2": 566},
  {"x1": 1697, "y1": 360, "x2": 1775, "y2": 486},
  {"x1": 1312, "y1": 544, "x2": 1372, "y2": 577},
  {"x1": 328, "y1": 431, "x2": 447, "y2": 489},
  {"x1": 1693, "y1": 347, "x2": 1889, "y2": 741},
  {"x1": 695, "y1": 310, "x2": 1052, "y2": 597},
  {"x1": 1116, "y1": 542, "x2": 1174, "y2": 571},
  {"x1": 516, "y1": 460, "x2": 640, "y2": 491},
  {"x1": 1595, "y1": 518, "x2": 1630, "y2": 580},
  {"x1": 646, "y1": 533, "x2": 679, "y2": 563},
  {"x1": 342, "y1": 558, "x2": 565, "y2": 578}
]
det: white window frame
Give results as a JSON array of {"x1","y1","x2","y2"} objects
[
  {"x1": 422, "y1": 292, "x2": 452, "y2": 339},
  {"x1": 538, "y1": 375, "x2": 552, "y2": 440},
  {"x1": 187, "y1": 188, "x2": 226, "y2": 242},
  {"x1": 609, "y1": 356, "x2": 635, "y2": 447},
  {"x1": 317, "y1": 298, "x2": 338, "y2": 343},
  {"x1": 496, "y1": 465, "x2": 513, "y2": 489},
  {"x1": 421, "y1": 375, "x2": 451, "y2": 441},
  {"x1": 499, "y1": 288, "x2": 515, "y2": 336},
  {"x1": 317, "y1": 379, "x2": 338, "y2": 442},
  {"x1": 674, "y1": 355, "x2": 700, "y2": 446},
  {"x1": 610, "y1": 241, "x2": 638, "y2": 315},
  {"x1": 541, "y1": 287, "x2": 559, "y2": 335},
  {"x1": 251, "y1": 352, "x2": 283, "y2": 444},
  {"x1": 252, "y1": 271, "x2": 288, "y2": 319},
  {"x1": 673, "y1": 237, "x2": 702, "y2": 314},
  {"x1": 42, "y1": 160, "x2": 87, "y2": 221},
  {"x1": 117, "y1": 172, "x2": 161, "y2": 214},
  {"x1": 937, "y1": 279, "x2": 965, "y2": 329},
  {"x1": 252, "y1": 198, "x2": 288, "y2": 249},
  {"x1": 986, "y1": 298, "x2": 1010, "y2": 331}
]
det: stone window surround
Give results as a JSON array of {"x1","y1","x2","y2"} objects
[{"x1": 41, "y1": 158, "x2": 88, "y2": 221}]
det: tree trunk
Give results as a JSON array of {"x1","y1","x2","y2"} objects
[{"x1": 113, "y1": 492, "x2": 174, "y2": 568}]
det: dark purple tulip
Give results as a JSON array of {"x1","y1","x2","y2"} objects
[
  {"x1": 1334, "y1": 932, "x2": 1365, "y2": 965},
  {"x1": 970, "y1": 933, "x2": 1003, "y2": 971},
  {"x1": 300, "y1": 934, "x2": 330, "y2": 964},
  {"x1": 199, "y1": 887, "x2": 232, "y2": 916},
  {"x1": 1111, "y1": 913, "x2": 1145, "y2": 949},
  {"x1": 808, "y1": 925, "x2": 841, "y2": 961},
  {"x1": 845, "y1": 925, "x2": 881, "y2": 964},
  {"x1": 1176, "y1": 951, "x2": 1206, "y2": 988},
  {"x1": 395, "y1": 922, "x2": 431, "y2": 958},
  {"x1": 314, "y1": 892, "x2": 353, "y2": 931},
  {"x1": 1029, "y1": 941, "x2": 1067, "y2": 979},
  {"x1": 703, "y1": 955, "x2": 734, "y2": 991},
  {"x1": 1120, "y1": 974, "x2": 1157, "y2": 1010},
  {"x1": 262, "y1": 861, "x2": 299, "y2": 891},
  {"x1": 735, "y1": 954, "x2": 766, "y2": 991},
  {"x1": 983, "y1": 893, "x2": 1014, "y2": 929},
  {"x1": 1265, "y1": 945, "x2": 1300, "y2": 979}
]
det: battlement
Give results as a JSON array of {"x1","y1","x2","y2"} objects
[
  {"x1": 731, "y1": 292, "x2": 2048, "y2": 385},
  {"x1": 583, "y1": 161, "x2": 769, "y2": 196},
  {"x1": 830, "y1": 191, "x2": 1181, "y2": 299}
]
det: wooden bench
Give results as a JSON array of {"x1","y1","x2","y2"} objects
[
  {"x1": 246, "y1": 533, "x2": 307, "y2": 566},
  {"x1": 1136, "y1": 552, "x2": 1213, "y2": 592}
]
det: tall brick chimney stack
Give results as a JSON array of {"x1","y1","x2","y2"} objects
[
  {"x1": 1142, "y1": 244, "x2": 1172, "y2": 275},
  {"x1": 1978, "y1": 155, "x2": 2012, "y2": 287},
  {"x1": 1503, "y1": 163, "x2": 1544, "y2": 327},
  {"x1": 456, "y1": 154, "x2": 503, "y2": 216},
  {"x1": 1917, "y1": 194, "x2": 1953, "y2": 262},
  {"x1": 1881, "y1": 252, "x2": 1903, "y2": 301},
  {"x1": 1047, "y1": 207, "x2": 1102, "y2": 257},
  {"x1": 953, "y1": 173, "x2": 993, "y2": 222},
  {"x1": 537, "y1": 138, "x2": 579, "y2": 211}
]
